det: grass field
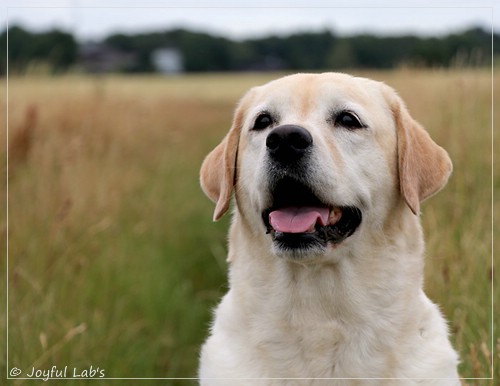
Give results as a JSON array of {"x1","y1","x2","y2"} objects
[{"x1": 2, "y1": 69, "x2": 498, "y2": 385}]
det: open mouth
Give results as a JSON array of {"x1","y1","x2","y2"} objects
[{"x1": 262, "y1": 177, "x2": 362, "y2": 255}]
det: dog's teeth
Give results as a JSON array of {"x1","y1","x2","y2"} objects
[{"x1": 329, "y1": 208, "x2": 343, "y2": 225}]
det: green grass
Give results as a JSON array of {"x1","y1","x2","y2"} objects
[{"x1": 2, "y1": 69, "x2": 498, "y2": 385}]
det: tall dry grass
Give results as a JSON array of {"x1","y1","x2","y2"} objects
[{"x1": 1, "y1": 70, "x2": 498, "y2": 384}]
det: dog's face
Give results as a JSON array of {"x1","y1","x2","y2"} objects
[{"x1": 201, "y1": 73, "x2": 452, "y2": 261}]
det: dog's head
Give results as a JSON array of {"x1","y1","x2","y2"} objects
[{"x1": 201, "y1": 73, "x2": 452, "y2": 260}]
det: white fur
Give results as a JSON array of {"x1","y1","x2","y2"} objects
[{"x1": 199, "y1": 73, "x2": 460, "y2": 385}]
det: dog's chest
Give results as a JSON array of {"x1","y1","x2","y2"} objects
[
  {"x1": 229, "y1": 261, "x2": 390, "y2": 378},
  {"x1": 251, "y1": 318, "x2": 369, "y2": 379}
]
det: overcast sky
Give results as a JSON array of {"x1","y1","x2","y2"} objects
[{"x1": 3, "y1": 0, "x2": 499, "y2": 42}]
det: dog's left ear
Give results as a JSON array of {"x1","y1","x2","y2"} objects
[
  {"x1": 200, "y1": 103, "x2": 245, "y2": 221},
  {"x1": 387, "y1": 88, "x2": 453, "y2": 215}
]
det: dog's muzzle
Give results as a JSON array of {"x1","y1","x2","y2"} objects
[{"x1": 263, "y1": 125, "x2": 362, "y2": 257}]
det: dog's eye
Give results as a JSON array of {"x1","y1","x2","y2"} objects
[
  {"x1": 253, "y1": 113, "x2": 274, "y2": 131},
  {"x1": 335, "y1": 111, "x2": 364, "y2": 129}
]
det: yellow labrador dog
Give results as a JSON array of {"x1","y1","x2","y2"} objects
[{"x1": 199, "y1": 73, "x2": 460, "y2": 385}]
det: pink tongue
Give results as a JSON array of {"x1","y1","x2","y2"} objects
[{"x1": 269, "y1": 206, "x2": 330, "y2": 233}]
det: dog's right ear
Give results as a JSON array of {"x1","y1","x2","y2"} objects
[
  {"x1": 200, "y1": 103, "x2": 246, "y2": 221},
  {"x1": 384, "y1": 86, "x2": 452, "y2": 215}
]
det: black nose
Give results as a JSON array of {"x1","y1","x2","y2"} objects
[{"x1": 266, "y1": 125, "x2": 313, "y2": 162}]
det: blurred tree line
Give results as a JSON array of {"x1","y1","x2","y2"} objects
[
  {"x1": 1, "y1": 26, "x2": 78, "y2": 74},
  {"x1": 0, "y1": 24, "x2": 498, "y2": 74}
]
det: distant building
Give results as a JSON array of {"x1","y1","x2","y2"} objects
[
  {"x1": 79, "y1": 42, "x2": 138, "y2": 73},
  {"x1": 243, "y1": 55, "x2": 285, "y2": 72},
  {"x1": 152, "y1": 48, "x2": 184, "y2": 74}
]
